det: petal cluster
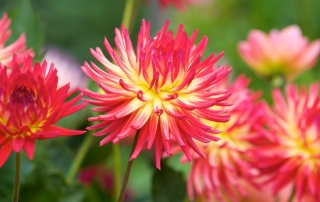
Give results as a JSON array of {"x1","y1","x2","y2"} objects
[
  {"x1": 238, "y1": 25, "x2": 320, "y2": 81},
  {"x1": 256, "y1": 83, "x2": 320, "y2": 201},
  {"x1": 82, "y1": 20, "x2": 231, "y2": 169},
  {"x1": 186, "y1": 75, "x2": 265, "y2": 201},
  {"x1": 0, "y1": 13, "x2": 34, "y2": 66},
  {"x1": 0, "y1": 55, "x2": 86, "y2": 167}
]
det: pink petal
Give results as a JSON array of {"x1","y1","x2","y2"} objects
[
  {"x1": 23, "y1": 140, "x2": 35, "y2": 159},
  {"x1": 295, "y1": 39, "x2": 320, "y2": 68},
  {"x1": 11, "y1": 136, "x2": 25, "y2": 152}
]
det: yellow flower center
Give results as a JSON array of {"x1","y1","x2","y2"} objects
[
  {"x1": 203, "y1": 116, "x2": 251, "y2": 151},
  {"x1": 287, "y1": 125, "x2": 320, "y2": 167}
]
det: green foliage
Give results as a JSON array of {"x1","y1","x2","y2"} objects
[
  {"x1": 0, "y1": 155, "x2": 15, "y2": 202},
  {"x1": 151, "y1": 161, "x2": 187, "y2": 202},
  {"x1": 4, "y1": 0, "x2": 45, "y2": 61},
  {"x1": 20, "y1": 160, "x2": 85, "y2": 202},
  {"x1": 32, "y1": 0, "x2": 126, "y2": 63}
]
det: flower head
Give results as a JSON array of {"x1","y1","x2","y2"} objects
[
  {"x1": 82, "y1": 19, "x2": 231, "y2": 169},
  {"x1": 0, "y1": 13, "x2": 34, "y2": 66},
  {"x1": 0, "y1": 55, "x2": 86, "y2": 167},
  {"x1": 157, "y1": 0, "x2": 192, "y2": 9},
  {"x1": 238, "y1": 25, "x2": 320, "y2": 81},
  {"x1": 185, "y1": 75, "x2": 265, "y2": 201},
  {"x1": 256, "y1": 83, "x2": 320, "y2": 201}
]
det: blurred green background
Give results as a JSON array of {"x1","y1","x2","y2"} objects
[{"x1": 0, "y1": 0, "x2": 319, "y2": 201}]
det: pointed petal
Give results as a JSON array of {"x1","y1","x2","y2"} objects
[
  {"x1": 12, "y1": 136, "x2": 25, "y2": 152},
  {"x1": 0, "y1": 144, "x2": 12, "y2": 167},
  {"x1": 23, "y1": 140, "x2": 35, "y2": 159}
]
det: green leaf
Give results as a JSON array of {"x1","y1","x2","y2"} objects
[
  {"x1": 151, "y1": 161, "x2": 187, "y2": 202},
  {"x1": 0, "y1": 154, "x2": 14, "y2": 202},
  {"x1": 7, "y1": 0, "x2": 45, "y2": 59},
  {"x1": 20, "y1": 160, "x2": 85, "y2": 202},
  {"x1": 0, "y1": 0, "x2": 20, "y2": 14}
]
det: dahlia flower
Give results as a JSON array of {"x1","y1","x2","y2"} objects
[
  {"x1": 238, "y1": 25, "x2": 320, "y2": 81},
  {"x1": 256, "y1": 83, "x2": 320, "y2": 201},
  {"x1": 0, "y1": 55, "x2": 86, "y2": 167},
  {"x1": 82, "y1": 19, "x2": 231, "y2": 169},
  {"x1": 0, "y1": 13, "x2": 34, "y2": 66},
  {"x1": 157, "y1": 0, "x2": 192, "y2": 9},
  {"x1": 186, "y1": 75, "x2": 265, "y2": 201}
]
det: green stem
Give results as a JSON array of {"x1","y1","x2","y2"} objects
[
  {"x1": 117, "y1": 131, "x2": 140, "y2": 202},
  {"x1": 12, "y1": 152, "x2": 21, "y2": 202},
  {"x1": 66, "y1": 131, "x2": 93, "y2": 184},
  {"x1": 121, "y1": 0, "x2": 141, "y2": 33},
  {"x1": 112, "y1": 144, "x2": 121, "y2": 202},
  {"x1": 288, "y1": 187, "x2": 295, "y2": 202},
  {"x1": 112, "y1": 1, "x2": 142, "y2": 200},
  {"x1": 270, "y1": 74, "x2": 286, "y2": 89}
]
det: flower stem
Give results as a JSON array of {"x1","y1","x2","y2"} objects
[
  {"x1": 121, "y1": 0, "x2": 142, "y2": 33},
  {"x1": 12, "y1": 152, "x2": 21, "y2": 202},
  {"x1": 66, "y1": 131, "x2": 93, "y2": 184},
  {"x1": 117, "y1": 130, "x2": 140, "y2": 202},
  {"x1": 288, "y1": 187, "x2": 295, "y2": 202},
  {"x1": 114, "y1": 1, "x2": 142, "y2": 200},
  {"x1": 112, "y1": 144, "x2": 121, "y2": 202},
  {"x1": 271, "y1": 75, "x2": 286, "y2": 89}
]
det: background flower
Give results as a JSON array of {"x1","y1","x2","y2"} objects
[
  {"x1": 255, "y1": 83, "x2": 320, "y2": 201},
  {"x1": 0, "y1": 55, "x2": 86, "y2": 167},
  {"x1": 79, "y1": 165, "x2": 134, "y2": 200},
  {"x1": 185, "y1": 75, "x2": 266, "y2": 201},
  {"x1": 42, "y1": 46, "x2": 88, "y2": 90},
  {"x1": 0, "y1": 13, "x2": 34, "y2": 66},
  {"x1": 82, "y1": 19, "x2": 231, "y2": 169},
  {"x1": 156, "y1": 0, "x2": 192, "y2": 9},
  {"x1": 238, "y1": 25, "x2": 320, "y2": 81}
]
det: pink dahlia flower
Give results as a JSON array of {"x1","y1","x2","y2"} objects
[
  {"x1": 0, "y1": 55, "x2": 86, "y2": 167},
  {"x1": 82, "y1": 19, "x2": 231, "y2": 169},
  {"x1": 238, "y1": 25, "x2": 320, "y2": 81},
  {"x1": 256, "y1": 83, "x2": 320, "y2": 201},
  {"x1": 186, "y1": 75, "x2": 266, "y2": 202},
  {"x1": 0, "y1": 13, "x2": 34, "y2": 66},
  {"x1": 157, "y1": 0, "x2": 192, "y2": 9}
]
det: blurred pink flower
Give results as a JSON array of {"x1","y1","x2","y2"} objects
[
  {"x1": 43, "y1": 46, "x2": 88, "y2": 90},
  {"x1": 157, "y1": 0, "x2": 192, "y2": 9},
  {"x1": 0, "y1": 13, "x2": 34, "y2": 66},
  {"x1": 255, "y1": 83, "x2": 320, "y2": 201},
  {"x1": 79, "y1": 165, "x2": 134, "y2": 200},
  {"x1": 81, "y1": 19, "x2": 231, "y2": 169},
  {"x1": 238, "y1": 25, "x2": 320, "y2": 81},
  {"x1": 185, "y1": 75, "x2": 266, "y2": 202},
  {"x1": 78, "y1": 166, "x2": 98, "y2": 185}
]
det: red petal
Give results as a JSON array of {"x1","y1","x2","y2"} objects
[
  {"x1": 0, "y1": 144, "x2": 12, "y2": 167},
  {"x1": 39, "y1": 126, "x2": 85, "y2": 139},
  {"x1": 12, "y1": 136, "x2": 25, "y2": 152},
  {"x1": 23, "y1": 140, "x2": 35, "y2": 159}
]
